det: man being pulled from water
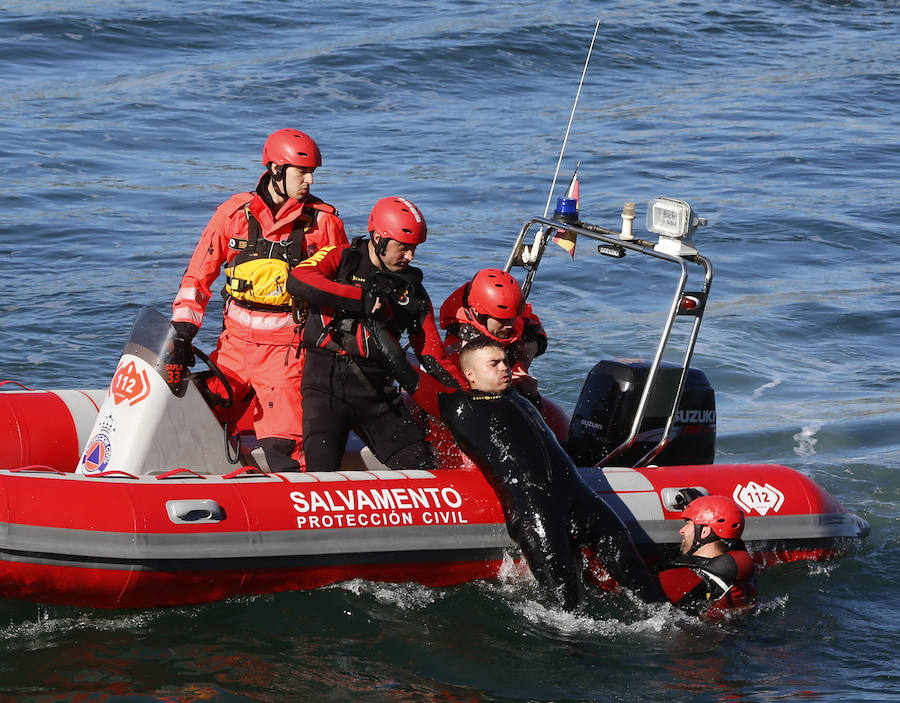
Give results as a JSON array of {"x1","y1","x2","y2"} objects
[
  {"x1": 372, "y1": 331, "x2": 668, "y2": 610},
  {"x1": 373, "y1": 329, "x2": 759, "y2": 613}
]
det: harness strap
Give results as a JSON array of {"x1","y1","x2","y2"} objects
[
  {"x1": 305, "y1": 344, "x2": 400, "y2": 409},
  {"x1": 697, "y1": 569, "x2": 732, "y2": 596},
  {"x1": 241, "y1": 203, "x2": 318, "y2": 267},
  {"x1": 223, "y1": 203, "x2": 321, "y2": 312}
]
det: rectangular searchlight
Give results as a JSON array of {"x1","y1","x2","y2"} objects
[
  {"x1": 646, "y1": 197, "x2": 705, "y2": 239},
  {"x1": 646, "y1": 197, "x2": 707, "y2": 257}
]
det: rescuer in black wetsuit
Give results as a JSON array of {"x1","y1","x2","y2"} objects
[{"x1": 286, "y1": 196, "x2": 459, "y2": 471}]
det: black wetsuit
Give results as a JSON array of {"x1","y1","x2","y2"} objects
[
  {"x1": 436, "y1": 386, "x2": 667, "y2": 610},
  {"x1": 369, "y1": 324, "x2": 739, "y2": 612},
  {"x1": 288, "y1": 237, "x2": 445, "y2": 471}
]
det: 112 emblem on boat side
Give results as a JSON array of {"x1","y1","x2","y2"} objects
[{"x1": 733, "y1": 481, "x2": 785, "y2": 516}]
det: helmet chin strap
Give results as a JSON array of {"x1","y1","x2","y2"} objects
[
  {"x1": 461, "y1": 283, "x2": 478, "y2": 324},
  {"x1": 269, "y1": 165, "x2": 288, "y2": 200},
  {"x1": 372, "y1": 233, "x2": 390, "y2": 269},
  {"x1": 687, "y1": 522, "x2": 719, "y2": 556}
]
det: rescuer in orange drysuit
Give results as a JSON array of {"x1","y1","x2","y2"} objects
[
  {"x1": 170, "y1": 129, "x2": 347, "y2": 471},
  {"x1": 440, "y1": 268, "x2": 546, "y2": 390}
]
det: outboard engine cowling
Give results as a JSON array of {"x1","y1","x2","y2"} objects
[{"x1": 565, "y1": 360, "x2": 715, "y2": 467}]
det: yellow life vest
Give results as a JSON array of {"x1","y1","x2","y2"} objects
[
  {"x1": 225, "y1": 257, "x2": 293, "y2": 309},
  {"x1": 223, "y1": 204, "x2": 316, "y2": 311}
]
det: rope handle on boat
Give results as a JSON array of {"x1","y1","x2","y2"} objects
[
  {"x1": 222, "y1": 466, "x2": 289, "y2": 482},
  {"x1": 7, "y1": 465, "x2": 66, "y2": 475},
  {"x1": 85, "y1": 470, "x2": 140, "y2": 480},
  {"x1": 155, "y1": 467, "x2": 208, "y2": 480},
  {"x1": 0, "y1": 380, "x2": 33, "y2": 391},
  {"x1": 223, "y1": 423, "x2": 242, "y2": 465}
]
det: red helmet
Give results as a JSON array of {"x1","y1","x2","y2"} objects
[
  {"x1": 368, "y1": 196, "x2": 427, "y2": 245},
  {"x1": 467, "y1": 269, "x2": 525, "y2": 319},
  {"x1": 262, "y1": 129, "x2": 322, "y2": 168},
  {"x1": 683, "y1": 495, "x2": 745, "y2": 540}
]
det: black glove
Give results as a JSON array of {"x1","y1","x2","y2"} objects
[
  {"x1": 170, "y1": 321, "x2": 198, "y2": 368},
  {"x1": 674, "y1": 487, "x2": 705, "y2": 510},
  {"x1": 362, "y1": 270, "x2": 420, "y2": 323},
  {"x1": 361, "y1": 286, "x2": 388, "y2": 320}
]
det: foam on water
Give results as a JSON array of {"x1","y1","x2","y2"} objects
[
  {"x1": 333, "y1": 579, "x2": 447, "y2": 611},
  {"x1": 792, "y1": 421, "x2": 824, "y2": 457}
]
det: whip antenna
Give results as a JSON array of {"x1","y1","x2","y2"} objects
[{"x1": 526, "y1": 19, "x2": 600, "y2": 262}]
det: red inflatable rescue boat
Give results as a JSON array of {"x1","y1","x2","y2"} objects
[{"x1": 0, "y1": 201, "x2": 869, "y2": 608}]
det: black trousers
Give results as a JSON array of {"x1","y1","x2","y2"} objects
[{"x1": 301, "y1": 349, "x2": 434, "y2": 471}]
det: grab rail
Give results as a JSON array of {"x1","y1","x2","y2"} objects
[{"x1": 505, "y1": 215, "x2": 713, "y2": 468}]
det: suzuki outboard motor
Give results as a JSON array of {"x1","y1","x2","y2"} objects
[{"x1": 565, "y1": 360, "x2": 715, "y2": 467}]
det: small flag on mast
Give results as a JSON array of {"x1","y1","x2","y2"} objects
[{"x1": 552, "y1": 173, "x2": 579, "y2": 258}]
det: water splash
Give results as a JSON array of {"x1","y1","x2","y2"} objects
[
  {"x1": 793, "y1": 421, "x2": 824, "y2": 456},
  {"x1": 332, "y1": 579, "x2": 444, "y2": 610},
  {"x1": 508, "y1": 592, "x2": 703, "y2": 638},
  {"x1": 0, "y1": 608, "x2": 161, "y2": 644}
]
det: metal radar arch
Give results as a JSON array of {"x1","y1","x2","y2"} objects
[{"x1": 504, "y1": 199, "x2": 712, "y2": 469}]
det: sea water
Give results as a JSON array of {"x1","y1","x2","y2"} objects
[{"x1": 1, "y1": 1, "x2": 898, "y2": 701}]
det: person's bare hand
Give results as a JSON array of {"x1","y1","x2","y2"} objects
[{"x1": 511, "y1": 367, "x2": 539, "y2": 399}]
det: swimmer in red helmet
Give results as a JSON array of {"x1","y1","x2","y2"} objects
[{"x1": 655, "y1": 493, "x2": 758, "y2": 615}]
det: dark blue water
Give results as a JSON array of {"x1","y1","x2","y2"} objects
[{"x1": 2, "y1": 1, "x2": 898, "y2": 700}]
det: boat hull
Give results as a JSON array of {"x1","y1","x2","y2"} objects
[
  {"x1": 0, "y1": 462, "x2": 868, "y2": 608},
  {"x1": 0, "y1": 383, "x2": 869, "y2": 608}
]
